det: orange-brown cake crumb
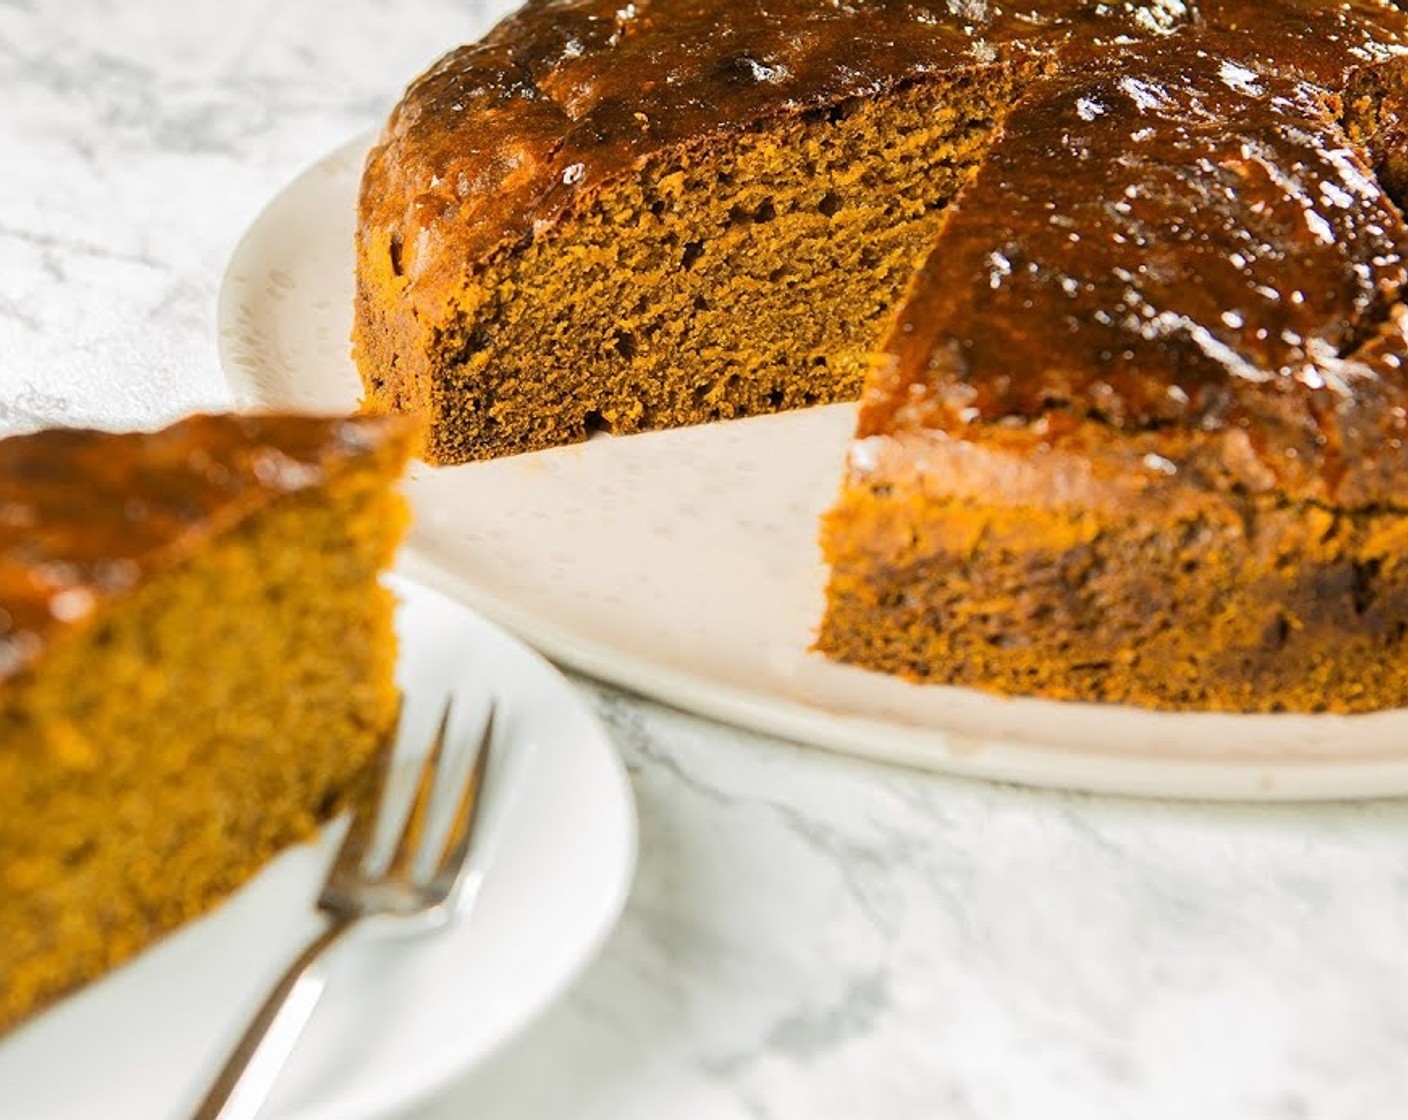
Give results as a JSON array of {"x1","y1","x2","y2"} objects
[{"x1": 0, "y1": 412, "x2": 417, "y2": 1033}]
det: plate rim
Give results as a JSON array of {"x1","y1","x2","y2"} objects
[
  {"x1": 219, "y1": 133, "x2": 1408, "y2": 804},
  {"x1": 294, "y1": 574, "x2": 639, "y2": 1120},
  {"x1": 396, "y1": 555, "x2": 1408, "y2": 804}
]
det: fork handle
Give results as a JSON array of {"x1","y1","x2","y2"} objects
[{"x1": 190, "y1": 912, "x2": 359, "y2": 1120}]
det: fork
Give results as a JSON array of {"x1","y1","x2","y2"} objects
[{"x1": 190, "y1": 697, "x2": 495, "y2": 1120}]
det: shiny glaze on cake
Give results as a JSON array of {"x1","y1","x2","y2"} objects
[
  {"x1": 358, "y1": 0, "x2": 1196, "y2": 321},
  {"x1": 0, "y1": 413, "x2": 414, "y2": 683},
  {"x1": 866, "y1": 23, "x2": 1408, "y2": 507},
  {"x1": 362, "y1": 1, "x2": 1408, "y2": 493}
]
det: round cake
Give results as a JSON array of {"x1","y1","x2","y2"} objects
[{"x1": 354, "y1": 0, "x2": 1408, "y2": 713}]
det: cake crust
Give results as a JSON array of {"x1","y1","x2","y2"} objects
[
  {"x1": 353, "y1": 1, "x2": 1198, "y2": 460},
  {"x1": 0, "y1": 413, "x2": 413, "y2": 684},
  {"x1": 869, "y1": 30, "x2": 1408, "y2": 507},
  {"x1": 356, "y1": 0, "x2": 1184, "y2": 320}
]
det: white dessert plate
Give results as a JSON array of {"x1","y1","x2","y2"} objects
[
  {"x1": 219, "y1": 136, "x2": 1408, "y2": 801},
  {"x1": 0, "y1": 575, "x2": 636, "y2": 1120}
]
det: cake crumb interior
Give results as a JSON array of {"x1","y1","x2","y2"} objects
[
  {"x1": 409, "y1": 71, "x2": 1025, "y2": 463},
  {"x1": 0, "y1": 459, "x2": 406, "y2": 1032}
]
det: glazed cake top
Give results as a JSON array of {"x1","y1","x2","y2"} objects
[
  {"x1": 362, "y1": 0, "x2": 1408, "y2": 504},
  {"x1": 867, "y1": 17, "x2": 1408, "y2": 506},
  {"x1": 360, "y1": 0, "x2": 1195, "y2": 312},
  {"x1": 0, "y1": 413, "x2": 413, "y2": 684}
]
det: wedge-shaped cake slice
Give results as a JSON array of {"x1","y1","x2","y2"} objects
[{"x1": 0, "y1": 412, "x2": 418, "y2": 1033}]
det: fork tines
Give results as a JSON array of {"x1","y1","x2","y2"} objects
[{"x1": 321, "y1": 696, "x2": 494, "y2": 918}]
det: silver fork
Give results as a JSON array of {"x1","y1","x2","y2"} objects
[{"x1": 191, "y1": 697, "x2": 495, "y2": 1120}]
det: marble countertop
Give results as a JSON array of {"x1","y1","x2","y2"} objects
[{"x1": 4, "y1": 2, "x2": 1408, "y2": 1117}]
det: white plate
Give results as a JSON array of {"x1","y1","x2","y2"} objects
[
  {"x1": 0, "y1": 576, "x2": 636, "y2": 1120},
  {"x1": 219, "y1": 136, "x2": 1408, "y2": 802}
]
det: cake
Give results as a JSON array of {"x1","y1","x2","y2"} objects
[
  {"x1": 0, "y1": 412, "x2": 417, "y2": 1034},
  {"x1": 354, "y1": 0, "x2": 1408, "y2": 713}
]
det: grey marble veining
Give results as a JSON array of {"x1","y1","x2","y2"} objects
[
  {"x1": 4, "y1": 2, "x2": 1408, "y2": 1118},
  {"x1": 465, "y1": 685, "x2": 1408, "y2": 1120}
]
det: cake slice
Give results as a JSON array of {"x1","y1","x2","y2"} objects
[{"x1": 0, "y1": 412, "x2": 418, "y2": 1034}]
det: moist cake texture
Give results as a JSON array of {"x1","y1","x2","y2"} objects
[
  {"x1": 356, "y1": 0, "x2": 1408, "y2": 712},
  {"x1": 354, "y1": 0, "x2": 1166, "y2": 462},
  {"x1": 0, "y1": 413, "x2": 416, "y2": 1033}
]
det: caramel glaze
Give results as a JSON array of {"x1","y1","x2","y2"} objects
[
  {"x1": 865, "y1": 7, "x2": 1408, "y2": 507},
  {"x1": 359, "y1": 0, "x2": 1195, "y2": 323},
  {"x1": 0, "y1": 413, "x2": 414, "y2": 684},
  {"x1": 363, "y1": 0, "x2": 1408, "y2": 504}
]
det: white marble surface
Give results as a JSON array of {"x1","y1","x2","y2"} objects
[{"x1": 4, "y1": 2, "x2": 1408, "y2": 1117}]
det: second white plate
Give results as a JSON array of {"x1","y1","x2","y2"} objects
[{"x1": 219, "y1": 136, "x2": 1408, "y2": 801}]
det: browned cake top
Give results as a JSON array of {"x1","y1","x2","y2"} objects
[
  {"x1": 360, "y1": 0, "x2": 1193, "y2": 318},
  {"x1": 866, "y1": 19, "x2": 1408, "y2": 506},
  {"x1": 0, "y1": 413, "x2": 414, "y2": 684},
  {"x1": 363, "y1": 0, "x2": 1408, "y2": 503}
]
